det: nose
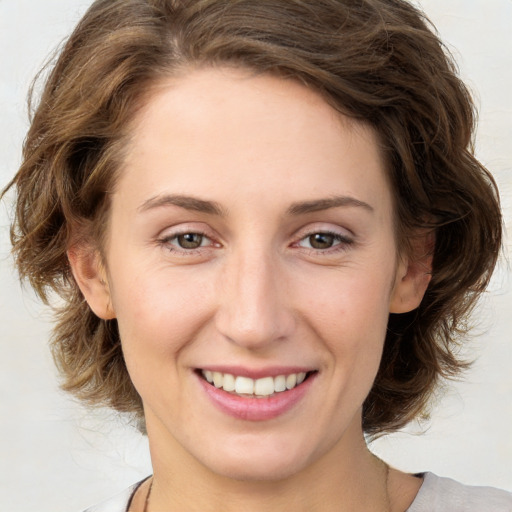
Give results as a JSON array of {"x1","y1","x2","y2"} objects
[{"x1": 215, "y1": 249, "x2": 295, "y2": 350}]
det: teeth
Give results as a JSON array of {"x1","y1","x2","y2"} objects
[
  {"x1": 274, "y1": 375, "x2": 286, "y2": 392},
  {"x1": 286, "y1": 373, "x2": 297, "y2": 390},
  {"x1": 213, "y1": 372, "x2": 223, "y2": 388},
  {"x1": 235, "y1": 376, "x2": 254, "y2": 394},
  {"x1": 223, "y1": 373, "x2": 236, "y2": 392},
  {"x1": 254, "y1": 376, "x2": 274, "y2": 396},
  {"x1": 201, "y1": 370, "x2": 310, "y2": 397}
]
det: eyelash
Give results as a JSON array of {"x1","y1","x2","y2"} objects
[
  {"x1": 157, "y1": 229, "x2": 354, "y2": 256},
  {"x1": 293, "y1": 230, "x2": 354, "y2": 255},
  {"x1": 157, "y1": 230, "x2": 217, "y2": 254}
]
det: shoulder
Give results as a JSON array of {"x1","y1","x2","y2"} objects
[
  {"x1": 81, "y1": 479, "x2": 147, "y2": 512},
  {"x1": 408, "y1": 472, "x2": 512, "y2": 512}
]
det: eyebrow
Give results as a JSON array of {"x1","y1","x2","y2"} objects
[
  {"x1": 138, "y1": 194, "x2": 225, "y2": 216},
  {"x1": 137, "y1": 193, "x2": 373, "y2": 217},
  {"x1": 287, "y1": 196, "x2": 374, "y2": 215}
]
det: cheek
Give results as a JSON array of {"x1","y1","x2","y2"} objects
[
  {"x1": 107, "y1": 261, "x2": 215, "y2": 372},
  {"x1": 108, "y1": 269, "x2": 216, "y2": 414},
  {"x1": 297, "y1": 265, "x2": 393, "y2": 388},
  {"x1": 300, "y1": 267, "x2": 393, "y2": 338}
]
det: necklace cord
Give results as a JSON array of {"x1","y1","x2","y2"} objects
[{"x1": 143, "y1": 479, "x2": 153, "y2": 512}]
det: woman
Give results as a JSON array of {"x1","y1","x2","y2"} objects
[{"x1": 2, "y1": 0, "x2": 511, "y2": 510}]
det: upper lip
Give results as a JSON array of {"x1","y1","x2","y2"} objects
[{"x1": 196, "y1": 365, "x2": 316, "y2": 379}]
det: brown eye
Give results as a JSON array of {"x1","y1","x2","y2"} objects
[
  {"x1": 308, "y1": 233, "x2": 336, "y2": 249},
  {"x1": 177, "y1": 233, "x2": 204, "y2": 249}
]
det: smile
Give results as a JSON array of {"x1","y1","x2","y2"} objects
[
  {"x1": 201, "y1": 370, "x2": 309, "y2": 397},
  {"x1": 197, "y1": 368, "x2": 317, "y2": 421}
]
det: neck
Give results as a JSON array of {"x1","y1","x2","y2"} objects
[{"x1": 145, "y1": 414, "x2": 391, "y2": 512}]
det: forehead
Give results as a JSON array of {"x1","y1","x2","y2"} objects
[{"x1": 118, "y1": 67, "x2": 392, "y2": 218}]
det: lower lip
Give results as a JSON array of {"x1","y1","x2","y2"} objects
[{"x1": 197, "y1": 373, "x2": 316, "y2": 421}]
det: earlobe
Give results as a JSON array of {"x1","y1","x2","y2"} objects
[
  {"x1": 67, "y1": 245, "x2": 115, "y2": 320},
  {"x1": 389, "y1": 231, "x2": 434, "y2": 314}
]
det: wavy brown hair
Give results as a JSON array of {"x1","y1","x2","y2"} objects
[{"x1": 2, "y1": 0, "x2": 501, "y2": 435}]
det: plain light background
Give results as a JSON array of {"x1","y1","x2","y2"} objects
[{"x1": 1, "y1": 1, "x2": 511, "y2": 511}]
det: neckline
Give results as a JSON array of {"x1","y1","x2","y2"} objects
[{"x1": 126, "y1": 472, "x2": 430, "y2": 512}]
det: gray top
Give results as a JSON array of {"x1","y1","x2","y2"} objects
[
  {"x1": 83, "y1": 473, "x2": 512, "y2": 512},
  {"x1": 407, "y1": 472, "x2": 512, "y2": 511}
]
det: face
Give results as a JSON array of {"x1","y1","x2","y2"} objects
[{"x1": 75, "y1": 67, "x2": 425, "y2": 482}]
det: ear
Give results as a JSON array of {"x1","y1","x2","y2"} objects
[
  {"x1": 389, "y1": 230, "x2": 434, "y2": 314},
  {"x1": 67, "y1": 245, "x2": 116, "y2": 320}
]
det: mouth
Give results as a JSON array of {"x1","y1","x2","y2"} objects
[{"x1": 198, "y1": 369, "x2": 316, "y2": 398}]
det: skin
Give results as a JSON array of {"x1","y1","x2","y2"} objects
[{"x1": 70, "y1": 67, "x2": 430, "y2": 511}]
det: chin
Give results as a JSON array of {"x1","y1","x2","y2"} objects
[
  {"x1": 196, "y1": 436, "x2": 319, "y2": 482},
  {"x1": 208, "y1": 457, "x2": 305, "y2": 482}
]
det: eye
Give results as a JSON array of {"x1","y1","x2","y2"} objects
[
  {"x1": 296, "y1": 231, "x2": 353, "y2": 251},
  {"x1": 174, "y1": 232, "x2": 208, "y2": 249},
  {"x1": 302, "y1": 233, "x2": 337, "y2": 249},
  {"x1": 159, "y1": 231, "x2": 215, "y2": 252}
]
